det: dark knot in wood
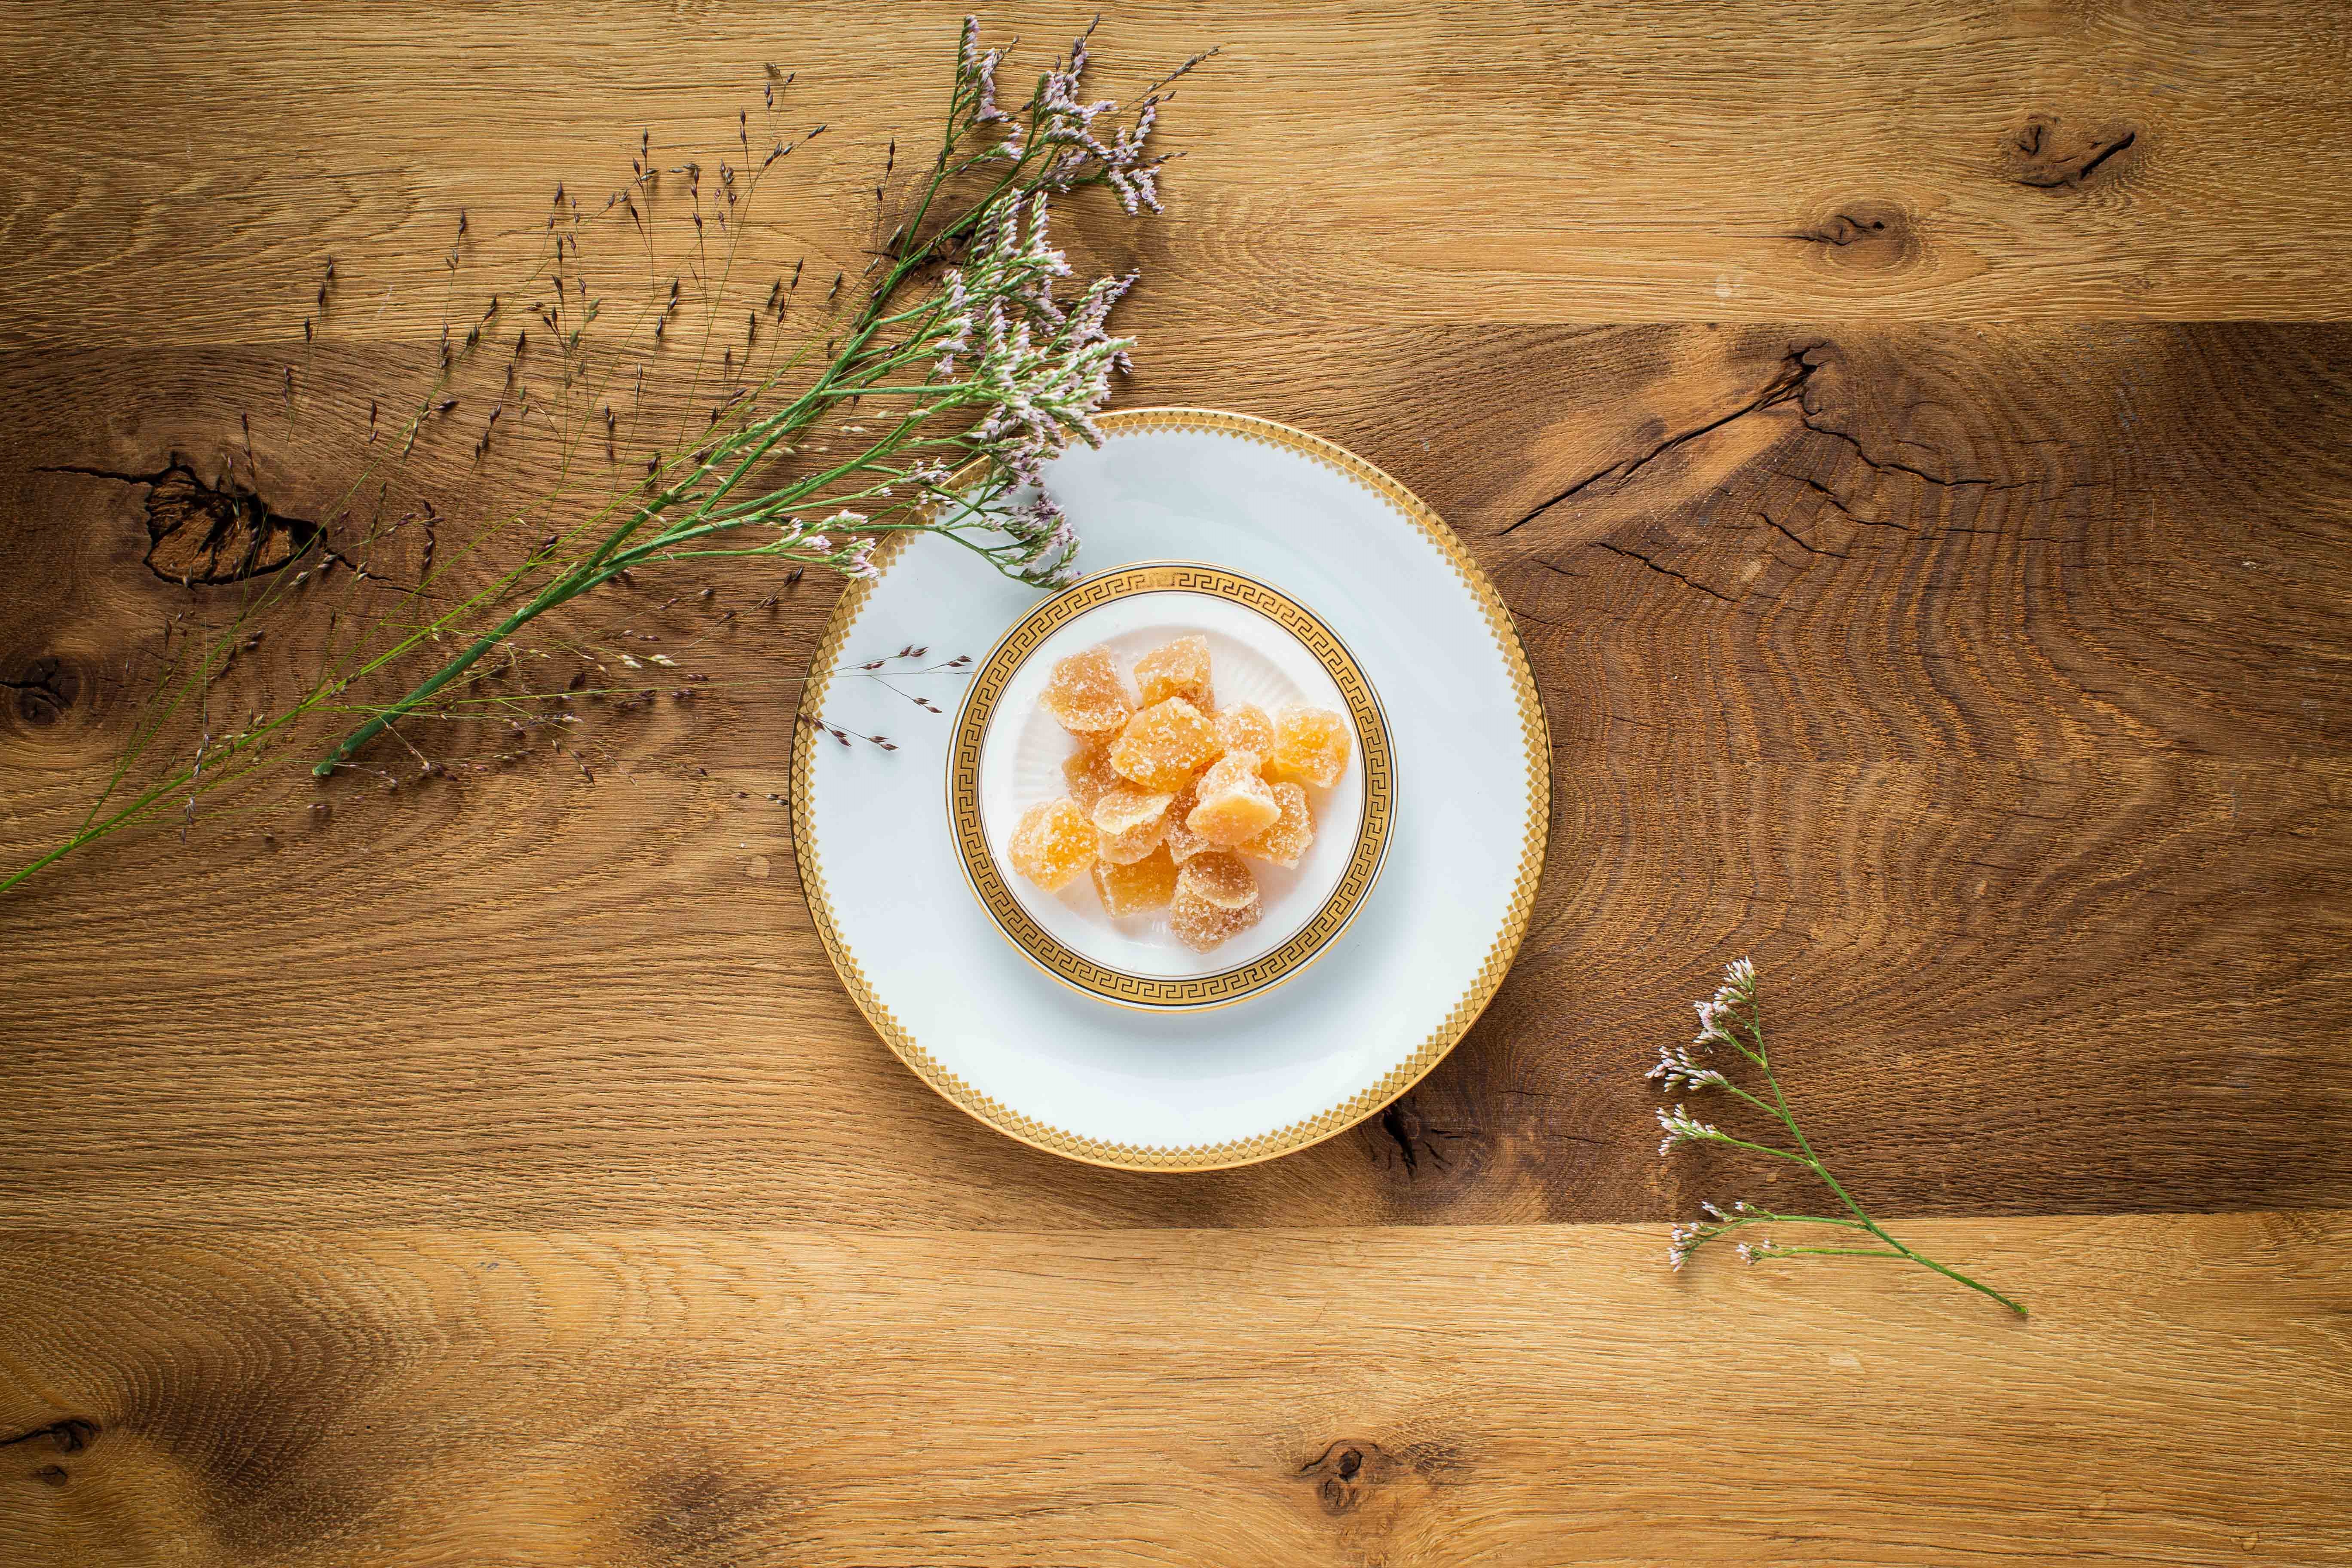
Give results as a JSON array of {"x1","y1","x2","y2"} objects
[
  {"x1": 1300, "y1": 1439, "x2": 1400, "y2": 1515},
  {"x1": 39, "y1": 459, "x2": 321, "y2": 585},
  {"x1": 2, "y1": 1417, "x2": 97, "y2": 1454},
  {"x1": 1788, "y1": 198, "x2": 1910, "y2": 248},
  {"x1": 2, "y1": 653, "x2": 81, "y2": 725},
  {"x1": 1800, "y1": 211, "x2": 1890, "y2": 245},
  {"x1": 1378, "y1": 1094, "x2": 1468, "y2": 1179},
  {"x1": 2008, "y1": 115, "x2": 2139, "y2": 189},
  {"x1": 1783, "y1": 199, "x2": 1925, "y2": 276}
]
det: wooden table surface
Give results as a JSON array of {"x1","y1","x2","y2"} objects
[{"x1": 3, "y1": 3, "x2": 2348, "y2": 1562}]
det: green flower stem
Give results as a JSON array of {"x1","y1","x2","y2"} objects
[
  {"x1": 314, "y1": 584, "x2": 578, "y2": 775},
  {"x1": 1704, "y1": 1132, "x2": 1814, "y2": 1166},
  {"x1": 1739, "y1": 1006, "x2": 2029, "y2": 1318},
  {"x1": 1714, "y1": 1213, "x2": 1871, "y2": 1235}
]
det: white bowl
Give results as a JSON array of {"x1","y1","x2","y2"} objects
[{"x1": 951, "y1": 562, "x2": 1393, "y2": 1011}]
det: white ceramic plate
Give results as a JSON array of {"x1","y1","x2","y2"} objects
[{"x1": 793, "y1": 409, "x2": 1549, "y2": 1169}]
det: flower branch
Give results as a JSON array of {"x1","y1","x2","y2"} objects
[
  {"x1": 1654, "y1": 958, "x2": 2027, "y2": 1317},
  {"x1": 314, "y1": 17, "x2": 1204, "y2": 777}
]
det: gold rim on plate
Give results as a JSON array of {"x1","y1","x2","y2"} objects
[
  {"x1": 948, "y1": 561, "x2": 1395, "y2": 1011},
  {"x1": 790, "y1": 407, "x2": 1552, "y2": 1171}
]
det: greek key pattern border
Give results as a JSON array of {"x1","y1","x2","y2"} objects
[
  {"x1": 790, "y1": 408, "x2": 1552, "y2": 1171},
  {"x1": 948, "y1": 563, "x2": 1394, "y2": 1009}
]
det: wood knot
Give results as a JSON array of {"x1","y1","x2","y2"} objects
[
  {"x1": 2006, "y1": 115, "x2": 2138, "y2": 189},
  {"x1": 144, "y1": 464, "x2": 321, "y2": 584},
  {"x1": 1375, "y1": 1095, "x2": 1464, "y2": 1179},
  {"x1": 1300, "y1": 1439, "x2": 1400, "y2": 1515},
  {"x1": 1785, "y1": 199, "x2": 1924, "y2": 273},
  {"x1": 3, "y1": 1417, "x2": 97, "y2": 1455},
  {"x1": 3, "y1": 654, "x2": 82, "y2": 726},
  {"x1": 38, "y1": 459, "x2": 321, "y2": 585}
]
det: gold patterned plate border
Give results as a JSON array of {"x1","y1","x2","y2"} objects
[
  {"x1": 790, "y1": 407, "x2": 1552, "y2": 1171},
  {"x1": 949, "y1": 563, "x2": 1394, "y2": 1011}
]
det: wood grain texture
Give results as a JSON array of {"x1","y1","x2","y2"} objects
[
  {"x1": 1, "y1": 2, "x2": 2348, "y2": 1562},
  {"x1": 3, "y1": 322, "x2": 2345, "y2": 1231},
  {"x1": 2, "y1": 1213, "x2": 2346, "y2": 1567},
  {"x1": 5, "y1": 0, "x2": 2352, "y2": 349}
]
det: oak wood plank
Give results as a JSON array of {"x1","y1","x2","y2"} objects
[
  {"x1": 0, "y1": 1214, "x2": 2343, "y2": 1566},
  {"x1": 0, "y1": 323, "x2": 2345, "y2": 1229},
  {"x1": 5, "y1": 0, "x2": 2352, "y2": 348}
]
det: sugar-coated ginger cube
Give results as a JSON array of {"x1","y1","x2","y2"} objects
[
  {"x1": 1093, "y1": 845, "x2": 1177, "y2": 917},
  {"x1": 1176, "y1": 850, "x2": 1258, "y2": 911},
  {"x1": 1185, "y1": 750, "x2": 1282, "y2": 848},
  {"x1": 1161, "y1": 778, "x2": 1213, "y2": 865},
  {"x1": 1108, "y1": 697, "x2": 1220, "y2": 793},
  {"x1": 1008, "y1": 798, "x2": 1097, "y2": 892},
  {"x1": 1213, "y1": 703, "x2": 1274, "y2": 758},
  {"x1": 1239, "y1": 781, "x2": 1315, "y2": 869},
  {"x1": 1092, "y1": 784, "x2": 1175, "y2": 865},
  {"x1": 1134, "y1": 634, "x2": 1213, "y2": 710},
  {"x1": 1038, "y1": 647, "x2": 1133, "y2": 735},
  {"x1": 1061, "y1": 742, "x2": 1123, "y2": 812},
  {"x1": 1266, "y1": 704, "x2": 1352, "y2": 788},
  {"x1": 1170, "y1": 884, "x2": 1262, "y2": 953}
]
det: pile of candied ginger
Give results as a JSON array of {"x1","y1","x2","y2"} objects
[{"x1": 1008, "y1": 634, "x2": 1352, "y2": 952}]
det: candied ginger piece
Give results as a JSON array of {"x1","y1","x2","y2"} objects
[
  {"x1": 1038, "y1": 647, "x2": 1132, "y2": 735},
  {"x1": 1185, "y1": 750, "x2": 1282, "y2": 848},
  {"x1": 1239, "y1": 781, "x2": 1315, "y2": 869},
  {"x1": 1092, "y1": 784, "x2": 1175, "y2": 865},
  {"x1": 1171, "y1": 885, "x2": 1262, "y2": 952},
  {"x1": 1176, "y1": 850, "x2": 1257, "y2": 911},
  {"x1": 1108, "y1": 697, "x2": 1219, "y2": 792},
  {"x1": 1161, "y1": 779, "x2": 1213, "y2": 865},
  {"x1": 1266, "y1": 704, "x2": 1352, "y2": 788},
  {"x1": 1061, "y1": 742, "x2": 1123, "y2": 812},
  {"x1": 1134, "y1": 634, "x2": 1213, "y2": 710},
  {"x1": 1213, "y1": 703, "x2": 1274, "y2": 758},
  {"x1": 1008, "y1": 798, "x2": 1096, "y2": 891},
  {"x1": 1093, "y1": 845, "x2": 1177, "y2": 917}
]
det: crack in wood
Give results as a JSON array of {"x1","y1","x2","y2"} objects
[
  {"x1": 1768, "y1": 468, "x2": 1914, "y2": 529},
  {"x1": 1590, "y1": 539, "x2": 1738, "y2": 604},
  {"x1": 1756, "y1": 511, "x2": 1853, "y2": 559},
  {"x1": 1787, "y1": 416, "x2": 2012, "y2": 490},
  {"x1": 1, "y1": 1418, "x2": 96, "y2": 1454},
  {"x1": 1784, "y1": 211, "x2": 1893, "y2": 246},
  {"x1": 1503, "y1": 355, "x2": 1816, "y2": 535}
]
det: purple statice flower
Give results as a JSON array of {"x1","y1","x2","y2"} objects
[
  {"x1": 958, "y1": 16, "x2": 1013, "y2": 126},
  {"x1": 1104, "y1": 101, "x2": 1163, "y2": 214}
]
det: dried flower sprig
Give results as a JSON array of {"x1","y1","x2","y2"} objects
[
  {"x1": 840, "y1": 645, "x2": 974, "y2": 714},
  {"x1": 314, "y1": 18, "x2": 1205, "y2": 777},
  {"x1": 0, "y1": 18, "x2": 1208, "y2": 900},
  {"x1": 1653, "y1": 958, "x2": 2026, "y2": 1317}
]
